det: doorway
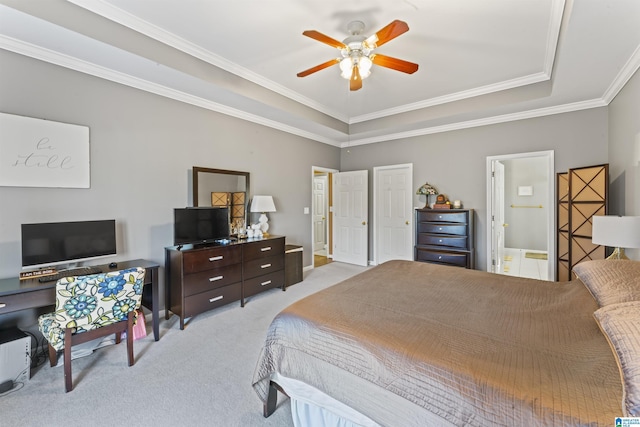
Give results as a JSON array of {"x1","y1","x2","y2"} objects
[
  {"x1": 486, "y1": 151, "x2": 555, "y2": 280},
  {"x1": 312, "y1": 167, "x2": 337, "y2": 268}
]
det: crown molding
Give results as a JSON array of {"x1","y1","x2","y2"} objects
[
  {"x1": 342, "y1": 98, "x2": 607, "y2": 148},
  {"x1": 602, "y1": 42, "x2": 640, "y2": 104},
  {"x1": 69, "y1": 0, "x2": 564, "y2": 126},
  {"x1": 544, "y1": 0, "x2": 565, "y2": 76},
  {"x1": 0, "y1": 35, "x2": 341, "y2": 147},
  {"x1": 349, "y1": 0, "x2": 565, "y2": 124},
  {"x1": 0, "y1": 34, "x2": 613, "y2": 149},
  {"x1": 67, "y1": 0, "x2": 349, "y2": 123},
  {"x1": 2, "y1": 22, "x2": 633, "y2": 151},
  {"x1": 350, "y1": 72, "x2": 550, "y2": 124}
]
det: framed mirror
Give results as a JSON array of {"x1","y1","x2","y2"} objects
[{"x1": 192, "y1": 167, "x2": 250, "y2": 234}]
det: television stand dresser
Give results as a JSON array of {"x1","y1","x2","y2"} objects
[{"x1": 165, "y1": 235, "x2": 285, "y2": 329}]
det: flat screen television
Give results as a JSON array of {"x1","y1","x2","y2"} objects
[
  {"x1": 21, "y1": 220, "x2": 117, "y2": 269},
  {"x1": 173, "y1": 207, "x2": 230, "y2": 246}
]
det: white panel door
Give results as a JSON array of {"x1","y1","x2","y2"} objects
[
  {"x1": 333, "y1": 170, "x2": 368, "y2": 266},
  {"x1": 492, "y1": 160, "x2": 506, "y2": 273},
  {"x1": 313, "y1": 175, "x2": 327, "y2": 252},
  {"x1": 375, "y1": 164, "x2": 413, "y2": 264}
]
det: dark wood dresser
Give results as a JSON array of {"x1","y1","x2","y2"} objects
[
  {"x1": 165, "y1": 235, "x2": 285, "y2": 329},
  {"x1": 414, "y1": 209, "x2": 474, "y2": 269}
]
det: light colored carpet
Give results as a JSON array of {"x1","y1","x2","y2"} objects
[{"x1": 0, "y1": 262, "x2": 368, "y2": 427}]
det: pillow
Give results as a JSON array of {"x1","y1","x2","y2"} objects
[
  {"x1": 594, "y1": 301, "x2": 640, "y2": 416},
  {"x1": 572, "y1": 259, "x2": 640, "y2": 306}
]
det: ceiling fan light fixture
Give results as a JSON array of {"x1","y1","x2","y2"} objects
[
  {"x1": 339, "y1": 57, "x2": 353, "y2": 78},
  {"x1": 298, "y1": 19, "x2": 417, "y2": 90},
  {"x1": 340, "y1": 56, "x2": 372, "y2": 80},
  {"x1": 358, "y1": 56, "x2": 372, "y2": 78}
]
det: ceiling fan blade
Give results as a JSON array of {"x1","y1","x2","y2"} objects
[
  {"x1": 297, "y1": 58, "x2": 340, "y2": 77},
  {"x1": 367, "y1": 20, "x2": 409, "y2": 47},
  {"x1": 302, "y1": 30, "x2": 347, "y2": 49},
  {"x1": 371, "y1": 54, "x2": 419, "y2": 74},
  {"x1": 350, "y1": 65, "x2": 363, "y2": 91}
]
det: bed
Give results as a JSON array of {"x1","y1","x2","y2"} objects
[{"x1": 252, "y1": 259, "x2": 640, "y2": 426}]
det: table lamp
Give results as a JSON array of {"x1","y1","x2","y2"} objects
[
  {"x1": 251, "y1": 195, "x2": 276, "y2": 236},
  {"x1": 416, "y1": 183, "x2": 438, "y2": 209},
  {"x1": 592, "y1": 215, "x2": 640, "y2": 259}
]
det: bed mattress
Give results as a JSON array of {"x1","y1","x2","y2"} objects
[{"x1": 253, "y1": 260, "x2": 622, "y2": 426}]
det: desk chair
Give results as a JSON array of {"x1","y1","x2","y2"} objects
[{"x1": 38, "y1": 267, "x2": 146, "y2": 392}]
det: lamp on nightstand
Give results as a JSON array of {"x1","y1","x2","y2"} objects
[
  {"x1": 251, "y1": 195, "x2": 276, "y2": 236},
  {"x1": 592, "y1": 215, "x2": 640, "y2": 259}
]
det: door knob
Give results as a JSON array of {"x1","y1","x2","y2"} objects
[
  {"x1": 406, "y1": 221, "x2": 409, "y2": 225},
  {"x1": 503, "y1": 223, "x2": 509, "y2": 227},
  {"x1": 362, "y1": 221, "x2": 367, "y2": 225}
]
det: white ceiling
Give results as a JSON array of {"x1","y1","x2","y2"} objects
[{"x1": 1, "y1": 0, "x2": 639, "y2": 147}]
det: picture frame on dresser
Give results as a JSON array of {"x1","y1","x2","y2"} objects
[{"x1": 414, "y1": 208, "x2": 475, "y2": 269}]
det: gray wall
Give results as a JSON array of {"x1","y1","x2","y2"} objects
[
  {"x1": 0, "y1": 51, "x2": 340, "y2": 289},
  {"x1": 608, "y1": 69, "x2": 640, "y2": 259},
  {"x1": 340, "y1": 108, "x2": 609, "y2": 269}
]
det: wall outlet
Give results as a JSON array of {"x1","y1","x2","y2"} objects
[{"x1": 303, "y1": 207, "x2": 309, "y2": 214}]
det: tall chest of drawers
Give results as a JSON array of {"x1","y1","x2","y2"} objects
[
  {"x1": 165, "y1": 235, "x2": 285, "y2": 329},
  {"x1": 414, "y1": 209, "x2": 474, "y2": 269}
]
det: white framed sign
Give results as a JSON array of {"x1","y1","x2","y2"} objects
[
  {"x1": 518, "y1": 185, "x2": 533, "y2": 196},
  {"x1": 0, "y1": 113, "x2": 90, "y2": 188}
]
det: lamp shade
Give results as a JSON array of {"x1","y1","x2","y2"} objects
[
  {"x1": 251, "y1": 195, "x2": 276, "y2": 213},
  {"x1": 416, "y1": 182, "x2": 438, "y2": 195},
  {"x1": 592, "y1": 215, "x2": 640, "y2": 248}
]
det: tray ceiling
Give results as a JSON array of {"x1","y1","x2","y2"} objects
[{"x1": 0, "y1": 0, "x2": 638, "y2": 146}]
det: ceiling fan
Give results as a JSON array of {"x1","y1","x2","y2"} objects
[{"x1": 297, "y1": 20, "x2": 419, "y2": 91}]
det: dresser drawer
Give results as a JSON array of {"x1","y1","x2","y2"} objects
[
  {"x1": 418, "y1": 234, "x2": 468, "y2": 249},
  {"x1": 243, "y1": 238, "x2": 285, "y2": 261},
  {"x1": 417, "y1": 211, "x2": 468, "y2": 224},
  {"x1": 418, "y1": 223, "x2": 468, "y2": 236},
  {"x1": 415, "y1": 248, "x2": 469, "y2": 267},
  {"x1": 182, "y1": 246, "x2": 242, "y2": 273},
  {"x1": 244, "y1": 270, "x2": 285, "y2": 298},
  {"x1": 243, "y1": 254, "x2": 284, "y2": 280},
  {"x1": 183, "y1": 264, "x2": 242, "y2": 296},
  {"x1": 183, "y1": 282, "x2": 242, "y2": 318}
]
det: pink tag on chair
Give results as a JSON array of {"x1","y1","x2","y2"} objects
[{"x1": 132, "y1": 309, "x2": 147, "y2": 341}]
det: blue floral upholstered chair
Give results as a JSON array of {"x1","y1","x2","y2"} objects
[{"x1": 38, "y1": 267, "x2": 146, "y2": 392}]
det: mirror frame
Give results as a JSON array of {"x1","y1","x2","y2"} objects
[{"x1": 192, "y1": 166, "x2": 250, "y2": 222}]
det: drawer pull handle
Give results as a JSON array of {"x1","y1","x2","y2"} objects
[
  {"x1": 209, "y1": 295, "x2": 223, "y2": 303},
  {"x1": 261, "y1": 263, "x2": 272, "y2": 269},
  {"x1": 261, "y1": 280, "x2": 272, "y2": 286},
  {"x1": 438, "y1": 227, "x2": 443, "y2": 231},
  {"x1": 438, "y1": 239, "x2": 443, "y2": 243},
  {"x1": 209, "y1": 275, "x2": 223, "y2": 282},
  {"x1": 260, "y1": 247, "x2": 272, "y2": 252},
  {"x1": 209, "y1": 255, "x2": 223, "y2": 262},
  {"x1": 438, "y1": 256, "x2": 443, "y2": 259},
  {"x1": 0, "y1": 303, "x2": 5, "y2": 309}
]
